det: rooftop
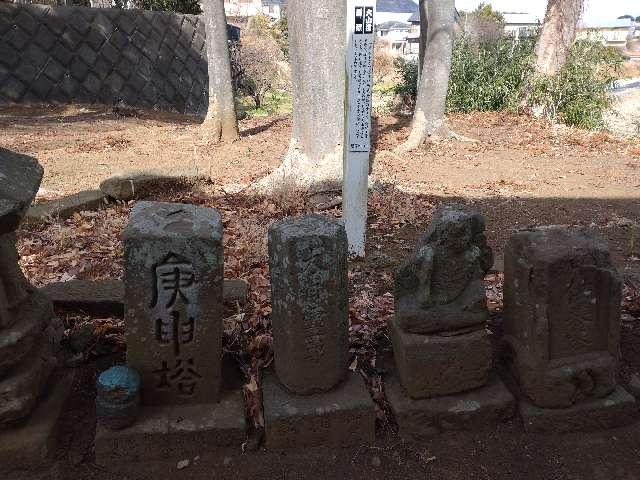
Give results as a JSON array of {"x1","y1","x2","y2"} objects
[
  {"x1": 580, "y1": 17, "x2": 634, "y2": 29},
  {"x1": 376, "y1": 0, "x2": 418, "y2": 14},
  {"x1": 378, "y1": 20, "x2": 411, "y2": 30},
  {"x1": 502, "y1": 12, "x2": 542, "y2": 25}
]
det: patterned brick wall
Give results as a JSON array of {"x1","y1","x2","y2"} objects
[{"x1": 0, "y1": 4, "x2": 209, "y2": 115}]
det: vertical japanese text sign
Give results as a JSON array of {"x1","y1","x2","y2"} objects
[
  {"x1": 343, "y1": 0, "x2": 375, "y2": 258},
  {"x1": 123, "y1": 202, "x2": 224, "y2": 406},
  {"x1": 348, "y1": 3, "x2": 375, "y2": 153}
]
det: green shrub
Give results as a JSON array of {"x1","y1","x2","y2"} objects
[
  {"x1": 447, "y1": 35, "x2": 535, "y2": 112},
  {"x1": 529, "y1": 40, "x2": 623, "y2": 130},
  {"x1": 392, "y1": 57, "x2": 418, "y2": 107},
  {"x1": 392, "y1": 36, "x2": 623, "y2": 130}
]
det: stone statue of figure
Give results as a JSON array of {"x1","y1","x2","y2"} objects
[
  {"x1": 0, "y1": 149, "x2": 60, "y2": 427},
  {"x1": 395, "y1": 204, "x2": 493, "y2": 334}
]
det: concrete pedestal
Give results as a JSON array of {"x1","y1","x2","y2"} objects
[
  {"x1": 385, "y1": 371, "x2": 516, "y2": 440},
  {"x1": 94, "y1": 389, "x2": 246, "y2": 465},
  {"x1": 519, "y1": 385, "x2": 637, "y2": 433},
  {"x1": 0, "y1": 371, "x2": 75, "y2": 472},
  {"x1": 263, "y1": 371, "x2": 376, "y2": 449}
]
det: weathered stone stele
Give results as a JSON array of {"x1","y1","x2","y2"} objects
[
  {"x1": 387, "y1": 205, "x2": 516, "y2": 438},
  {"x1": 0, "y1": 148, "x2": 72, "y2": 471},
  {"x1": 0, "y1": 148, "x2": 60, "y2": 426},
  {"x1": 124, "y1": 201, "x2": 224, "y2": 405},
  {"x1": 391, "y1": 205, "x2": 493, "y2": 399},
  {"x1": 503, "y1": 227, "x2": 621, "y2": 409},
  {"x1": 395, "y1": 204, "x2": 493, "y2": 334},
  {"x1": 268, "y1": 214, "x2": 349, "y2": 394}
]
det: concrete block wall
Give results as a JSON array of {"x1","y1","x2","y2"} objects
[{"x1": 0, "y1": 3, "x2": 209, "y2": 115}]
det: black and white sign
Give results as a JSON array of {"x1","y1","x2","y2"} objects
[{"x1": 347, "y1": 4, "x2": 375, "y2": 152}]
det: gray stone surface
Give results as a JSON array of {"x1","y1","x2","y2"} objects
[
  {"x1": 628, "y1": 373, "x2": 640, "y2": 398},
  {"x1": 0, "y1": 148, "x2": 43, "y2": 234},
  {"x1": 41, "y1": 278, "x2": 248, "y2": 316},
  {"x1": 100, "y1": 171, "x2": 198, "y2": 201},
  {"x1": 519, "y1": 385, "x2": 637, "y2": 433},
  {"x1": 41, "y1": 279, "x2": 125, "y2": 316},
  {"x1": 263, "y1": 370, "x2": 376, "y2": 449},
  {"x1": 385, "y1": 371, "x2": 516, "y2": 440},
  {"x1": 389, "y1": 316, "x2": 492, "y2": 398},
  {"x1": 504, "y1": 227, "x2": 621, "y2": 408},
  {"x1": 0, "y1": 324, "x2": 57, "y2": 424},
  {"x1": 395, "y1": 204, "x2": 493, "y2": 335},
  {"x1": 0, "y1": 4, "x2": 209, "y2": 115},
  {"x1": 268, "y1": 214, "x2": 349, "y2": 395},
  {"x1": 25, "y1": 190, "x2": 107, "y2": 223},
  {"x1": 0, "y1": 371, "x2": 75, "y2": 472},
  {"x1": 124, "y1": 201, "x2": 224, "y2": 405},
  {"x1": 94, "y1": 389, "x2": 246, "y2": 465},
  {"x1": 0, "y1": 290, "x2": 52, "y2": 374}
]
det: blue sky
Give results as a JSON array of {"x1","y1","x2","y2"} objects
[{"x1": 454, "y1": 0, "x2": 640, "y2": 27}]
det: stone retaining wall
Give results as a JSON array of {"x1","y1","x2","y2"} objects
[{"x1": 0, "y1": 3, "x2": 209, "y2": 115}]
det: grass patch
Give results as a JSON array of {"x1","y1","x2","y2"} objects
[{"x1": 239, "y1": 90, "x2": 292, "y2": 118}]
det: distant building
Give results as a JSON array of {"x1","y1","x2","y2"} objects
[
  {"x1": 224, "y1": 0, "x2": 262, "y2": 17},
  {"x1": 577, "y1": 18, "x2": 636, "y2": 52},
  {"x1": 500, "y1": 12, "x2": 541, "y2": 39},
  {"x1": 377, "y1": 20, "x2": 412, "y2": 56},
  {"x1": 262, "y1": 0, "x2": 284, "y2": 19},
  {"x1": 405, "y1": 10, "x2": 421, "y2": 58}
]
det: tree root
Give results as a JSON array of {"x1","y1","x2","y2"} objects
[
  {"x1": 247, "y1": 143, "x2": 343, "y2": 197},
  {"x1": 395, "y1": 125, "x2": 478, "y2": 153}
]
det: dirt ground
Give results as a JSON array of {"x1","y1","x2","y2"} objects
[
  {"x1": 3, "y1": 105, "x2": 640, "y2": 479},
  {"x1": 2, "y1": 104, "x2": 639, "y2": 267}
]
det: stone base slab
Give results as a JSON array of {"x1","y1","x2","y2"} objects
[
  {"x1": 389, "y1": 315, "x2": 491, "y2": 398},
  {"x1": 95, "y1": 389, "x2": 246, "y2": 465},
  {"x1": 263, "y1": 371, "x2": 376, "y2": 449},
  {"x1": 25, "y1": 190, "x2": 107, "y2": 223},
  {"x1": 41, "y1": 278, "x2": 249, "y2": 317},
  {"x1": 0, "y1": 370, "x2": 75, "y2": 472},
  {"x1": 519, "y1": 385, "x2": 637, "y2": 433},
  {"x1": 386, "y1": 371, "x2": 516, "y2": 440}
]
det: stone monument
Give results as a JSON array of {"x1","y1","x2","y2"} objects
[
  {"x1": 0, "y1": 148, "x2": 72, "y2": 470},
  {"x1": 263, "y1": 214, "x2": 375, "y2": 448},
  {"x1": 503, "y1": 227, "x2": 637, "y2": 432},
  {"x1": 95, "y1": 202, "x2": 246, "y2": 466},
  {"x1": 385, "y1": 205, "x2": 515, "y2": 439}
]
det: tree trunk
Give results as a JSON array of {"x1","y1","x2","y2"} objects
[
  {"x1": 252, "y1": 0, "x2": 346, "y2": 194},
  {"x1": 417, "y1": 0, "x2": 428, "y2": 83},
  {"x1": 202, "y1": 0, "x2": 239, "y2": 142},
  {"x1": 400, "y1": 0, "x2": 456, "y2": 151},
  {"x1": 534, "y1": 0, "x2": 584, "y2": 76}
]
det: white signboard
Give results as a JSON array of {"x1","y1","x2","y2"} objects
[
  {"x1": 343, "y1": 1, "x2": 375, "y2": 258},
  {"x1": 347, "y1": 5, "x2": 375, "y2": 153}
]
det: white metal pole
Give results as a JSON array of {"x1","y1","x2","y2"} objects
[{"x1": 343, "y1": 0, "x2": 375, "y2": 259}]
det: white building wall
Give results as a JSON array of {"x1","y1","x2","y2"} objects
[
  {"x1": 224, "y1": 0, "x2": 262, "y2": 17},
  {"x1": 375, "y1": 11, "x2": 415, "y2": 25}
]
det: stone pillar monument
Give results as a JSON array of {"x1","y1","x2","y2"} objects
[
  {"x1": 0, "y1": 148, "x2": 70, "y2": 469},
  {"x1": 95, "y1": 201, "x2": 246, "y2": 467},
  {"x1": 123, "y1": 201, "x2": 224, "y2": 405},
  {"x1": 263, "y1": 214, "x2": 375, "y2": 448},
  {"x1": 385, "y1": 205, "x2": 515, "y2": 439},
  {"x1": 503, "y1": 227, "x2": 637, "y2": 432}
]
